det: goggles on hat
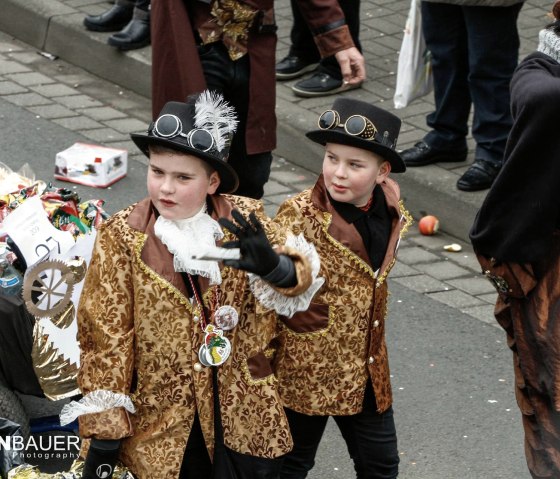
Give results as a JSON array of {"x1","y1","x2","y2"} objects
[
  {"x1": 150, "y1": 114, "x2": 215, "y2": 153},
  {"x1": 318, "y1": 110, "x2": 378, "y2": 141}
]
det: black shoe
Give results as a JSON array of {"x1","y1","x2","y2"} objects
[
  {"x1": 400, "y1": 141, "x2": 468, "y2": 167},
  {"x1": 292, "y1": 72, "x2": 362, "y2": 98},
  {"x1": 275, "y1": 55, "x2": 319, "y2": 80},
  {"x1": 107, "y1": 14, "x2": 150, "y2": 51},
  {"x1": 456, "y1": 160, "x2": 500, "y2": 191},
  {"x1": 83, "y1": 3, "x2": 134, "y2": 32}
]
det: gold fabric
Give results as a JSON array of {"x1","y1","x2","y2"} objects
[
  {"x1": 198, "y1": 0, "x2": 259, "y2": 61},
  {"x1": 273, "y1": 176, "x2": 412, "y2": 415},
  {"x1": 77, "y1": 195, "x2": 312, "y2": 479}
]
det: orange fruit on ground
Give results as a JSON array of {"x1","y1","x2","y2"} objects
[{"x1": 418, "y1": 215, "x2": 439, "y2": 235}]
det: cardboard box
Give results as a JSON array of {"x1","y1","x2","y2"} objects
[{"x1": 54, "y1": 142, "x2": 127, "y2": 188}]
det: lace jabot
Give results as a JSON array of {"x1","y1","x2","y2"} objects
[{"x1": 154, "y1": 205, "x2": 224, "y2": 285}]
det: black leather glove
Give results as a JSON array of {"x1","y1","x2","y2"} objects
[
  {"x1": 82, "y1": 438, "x2": 120, "y2": 479},
  {"x1": 218, "y1": 210, "x2": 280, "y2": 277}
]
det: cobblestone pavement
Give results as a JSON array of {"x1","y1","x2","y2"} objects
[{"x1": 0, "y1": 29, "x2": 499, "y2": 329}]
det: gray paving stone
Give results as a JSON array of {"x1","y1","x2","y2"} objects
[
  {"x1": 28, "y1": 104, "x2": 77, "y2": 119},
  {"x1": 7, "y1": 71, "x2": 54, "y2": 86},
  {"x1": 441, "y1": 251, "x2": 483, "y2": 273},
  {"x1": 447, "y1": 276, "x2": 497, "y2": 296},
  {"x1": 30, "y1": 83, "x2": 81, "y2": 97},
  {"x1": 56, "y1": 94, "x2": 103, "y2": 109},
  {"x1": 392, "y1": 275, "x2": 452, "y2": 294},
  {"x1": 268, "y1": 169, "x2": 315, "y2": 185},
  {"x1": 461, "y1": 304, "x2": 500, "y2": 327},
  {"x1": 477, "y1": 292, "x2": 498, "y2": 305},
  {"x1": 0, "y1": 80, "x2": 27, "y2": 95},
  {"x1": 3, "y1": 92, "x2": 52, "y2": 106},
  {"x1": 53, "y1": 116, "x2": 104, "y2": 130},
  {"x1": 0, "y1": 42, "x2": 24, "y2": 53},
  {"x1": 5, "y1": 51, "x2": 42, "y2": 64},
  {"x1": 77, "y1": 106, "x2": 127, "y2": 121},
  {"x1": 413, "y1": 261, "x2": 472, "y2": 280},
  {"x1": 263, "y1": 179, "x2": 292, "y2": 196},
  {"x1": 80, "y1": 128, "x2": 130, "y2": 143},
  {"x1": 0, "y1": 59, "x2": 30, "y2": 74},
  {"x1": 103, "y1": 118, "x2": 148, "y2": 134},
  {"x1": 427, "y1": 290, "x2": 486, "y2": 309},
  {"x1": 396, "y1": 246, "x2": 441, "y2": 265},
  {"x1": 388, "y1": 261, "x2": 418, "y2": 278}
]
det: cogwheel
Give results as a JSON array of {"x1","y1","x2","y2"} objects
[{"x1": 23, "y1": 259, "x2": 75, "y2": 319}]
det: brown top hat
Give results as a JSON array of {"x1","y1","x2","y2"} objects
[
  {"x1": 306, "y1": 97, "x2": 406, "y2": 173},
  {"x1": 131, "y1": 91, "x2": 240, "y2": 193}
]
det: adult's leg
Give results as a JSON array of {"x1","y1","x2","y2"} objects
[
  {"x1": 198, "y1": 43, "x2": 271, "y2": 198},
  {"x1": 463, "y1": 3, "x2": 522, "y2": 168},
  {"x1": 333, "y1": 384, "x2": 399, "y2": 479},
  {"x1": 421, "y1": 2, "x2": 470, "y2": 151},
  {"x1": 288, "y1": 0, "x2": 320, "y2": 64},
  {"x1": 280, "y1": 408, "x2": 329, "y2": 479}
]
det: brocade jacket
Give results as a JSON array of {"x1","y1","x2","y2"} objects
[
  {"x1": 273, "y1": 175, "x2": 412, "y2": 416},
  {"x1": 77, "y1": 194, "x2": 313, "y2": 479}
]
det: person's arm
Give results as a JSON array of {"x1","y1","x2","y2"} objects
[
  {"x1": 294, "y1": 0, "x2": 366, "y2": 84},
  {"x1": 60, "y1": 215, "x2": 136, "y2": 477}
]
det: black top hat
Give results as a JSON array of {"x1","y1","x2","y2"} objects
[
  {"x1": 131, "y1": 91, "x2": 240, "y2": 193},
  {"x1": 306, "y1": 97, "x2": 406, "y2": 173}
]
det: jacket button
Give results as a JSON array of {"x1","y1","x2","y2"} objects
[
  {"x1": 368, "y1": 356, "x2": 375, "y2": 364},
  {"x1": 193, "y1": 316, "x2": 199, "y2": 322},
  {"x1": 373, "y1": 320, "x2": 379, "y2": 328},
  {"x1": 194, "y1": 362, "x2": 203, "y2": 372}
]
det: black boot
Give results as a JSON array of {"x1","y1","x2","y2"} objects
[
  {"x1": 107, "y1": 8, "x2": 150, "y2": 51},
  {"x1": 83, "y1": 0, "x2": 134, "y2": 32}
]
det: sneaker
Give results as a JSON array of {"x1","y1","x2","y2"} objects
[
  {"x1": 291, "y1": 72, "x2": 362, "y2": 98},
  {"x1": 276, "y1": 55, "x2": 319, "y2": 80}
]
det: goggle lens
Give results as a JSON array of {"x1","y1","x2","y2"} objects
[
  {"x1": 318, "y1": 110, "x2": 338, "y2": 130},
  {"x1": 188, "y1": 129, "x2": 214, "y2": 152},
  {"x1": 345, "y1": 115, "x2": 366, "y2": 136},
  {"x1": 154, "y1": 114, "x2": 181, "y2": 138}
]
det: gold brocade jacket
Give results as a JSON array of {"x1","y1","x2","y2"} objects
[
  {"x1": 77, "y1": 194, "x2": 312, "y2": 479},
  {"x1": 273, "y1": 175, "x2": 412, "y2": 416}
]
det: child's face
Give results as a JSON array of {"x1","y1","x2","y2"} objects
[
  {"x1": 147, "y1": 149, "x2": 220, "y2": 220},
  {"x1": 322, "y1": 143, "x2": 391, "y2": 207}
]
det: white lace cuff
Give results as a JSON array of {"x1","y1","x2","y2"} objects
[
  {"x1": 249, "y1": 234, "x2": 324, "y2": 318},
  {"x1": 60, "y1": 390, "x2": 136, "y2": 426}
]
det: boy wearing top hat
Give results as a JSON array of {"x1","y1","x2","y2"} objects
[
  {"x1": 272, "y1": 98, "x2": 412, "y2": 479},
  {"x1": 65, "y1": 90, "x2": 323, "y2": 479}
]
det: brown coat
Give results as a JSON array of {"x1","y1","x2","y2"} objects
[
  {"x1": 77, "y1": 195, "x2": 311, "y2": 479},
  {"x1": 476, "y1": 237, "x2": 560, "y2": 476},
  {"x1": 151, "y1": 0, "x2": 354, "y2": 155},
  {"x1": 272, "y1": 176, "x2": 412, "y2": 415}
]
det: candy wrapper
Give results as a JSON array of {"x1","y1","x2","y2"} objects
[
  {"x1": 8, "y1": 460, "x2": 135, "y2": 478},
  {"x1": 0, "y1": 163, "x2": 36, "y2": 196}
]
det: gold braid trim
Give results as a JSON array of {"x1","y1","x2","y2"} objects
[
  {"x1": 321, "y1": 213, "x2": 376, "y2": 280},
  {"x1": 376, "y1": 201, "x2": 413, "y2": 287},
  {"x1": 280, "y1": 305, "x2": 336, "y2": 339},
  {"x1": 134, "y1": 233, "x2": 193, "y2": 313},
  {"x1": 241, "y1": 360, "x2": 278, "y2": 386}
]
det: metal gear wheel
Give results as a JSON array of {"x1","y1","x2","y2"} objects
[{"x1": 23, "y1": 259, "x2": 75, "y2": 319}]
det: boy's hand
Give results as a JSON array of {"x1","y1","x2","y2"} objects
[{"x1": 218, "y1": 210, "x2": 280, "y2": 277}]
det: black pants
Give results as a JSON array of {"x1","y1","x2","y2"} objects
[
  {"x1": 198, "y1": 42, "x2": 272, "y2": 199},
  {"x1": 288, "y1": 0, "x2": 361, "y2": 80},
  {"x1": 280, "y1": 385, "x2": 399, "y2": 479},
  {"x1": 180, "y1": 413, "x2": 284, "y2": 479},
  {"x1": 421, "y1": 2, "x2": 522, "y2": 167}
]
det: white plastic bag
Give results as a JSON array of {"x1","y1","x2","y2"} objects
[{"x1": 393, "y1": 0, "x2": 433, "y2": 109}]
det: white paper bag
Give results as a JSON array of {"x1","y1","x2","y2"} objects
[{"x1": 393, "y1": 0, "x2": 433, "y2": 109}]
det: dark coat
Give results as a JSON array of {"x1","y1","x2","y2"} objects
[
  {"x1": 470, "y1": 51, "x2": 560, "y2": 477},
  {"x1": 151, "y1": 0, "x2": 354, "y2": 155}
]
